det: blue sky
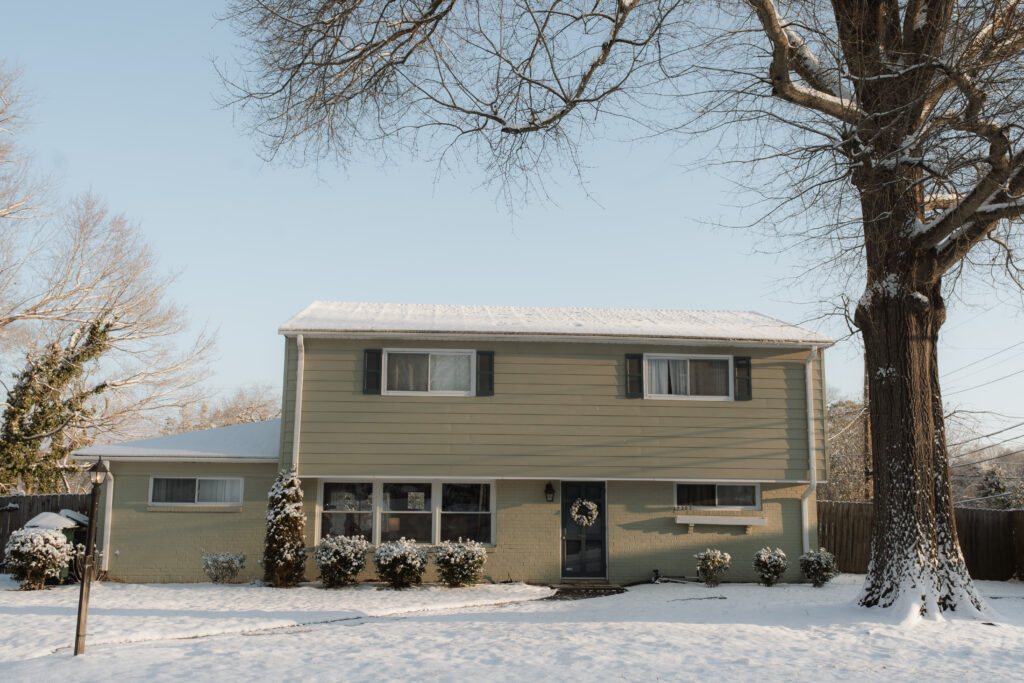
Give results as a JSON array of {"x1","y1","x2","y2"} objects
[{"x1": 4, "y1": 4, "x2": 1024, "y2": 439}]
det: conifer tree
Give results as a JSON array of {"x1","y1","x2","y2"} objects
[{"x1": 262, "y1": 468, "x2": 306, "y2": 587}]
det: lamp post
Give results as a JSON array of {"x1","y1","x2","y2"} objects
[{"x1": 74, "y1": 457, "x2": 109, "y2": 656}]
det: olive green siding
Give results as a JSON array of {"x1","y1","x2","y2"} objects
[
  {"x1": 99, "y1": 461, "x2": 277, "y2": 583},
  {"x1": 280, "y1": 337, "x2": 827, "y2": 481}
]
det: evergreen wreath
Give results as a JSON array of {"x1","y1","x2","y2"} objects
[{"x1": 569, "y1": 498, "x2": 599, "y2": 527}]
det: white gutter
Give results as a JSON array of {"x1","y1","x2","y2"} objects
[
  {"x1": 100, "y1": 471, "x2": 114, "y2": 572},
  {"x1": 291, "y1": 334, "x2": 305, "y2": 469},
  {"x1": 801, "y1": 346, "x2": 819, "y2": 553}
]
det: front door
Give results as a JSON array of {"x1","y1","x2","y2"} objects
[{"x1": 561, "y1": 481, "x2": 607, "y2": 579}]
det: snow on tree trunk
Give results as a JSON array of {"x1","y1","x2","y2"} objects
[
  {"x1": 262, "y1": 468, "x2": 306, "y2": 587},
  {"x1": 854, "y1": 181, "x2": 983, "y2": 615}
]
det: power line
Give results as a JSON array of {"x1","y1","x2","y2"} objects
[
  {"x1": 945, "y1": 365, "x2": 1024, "y2": 396},
  {"x1": 951, "y1": 445, "x2": 1024, "y2": 469},
  {"x1": 955, "y1": 492, "x2": 1013, "y2": 504},
  {"x1": 947, "y1": 419, "x2": 1024, "y2": 447},
  {"x1": 942, "y1": 340, "x2": 1024, "y2": 377},
  {"x1": 950, "y1": 430, "x2": 1024, "y2": 459}
]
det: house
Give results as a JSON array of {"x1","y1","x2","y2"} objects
[{"x1": 75, "y1": 302, "x2": 833, "y2": 584}]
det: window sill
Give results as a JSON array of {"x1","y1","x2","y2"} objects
[
  {"x1": 147, "y1": 505, "x2": 242, "y2": 513},
  {"x1": 674, "y1": 514, "x2": 766, "y2": 534}
]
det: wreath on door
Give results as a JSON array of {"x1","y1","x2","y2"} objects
[{"x1": 569, "y1": 498, "x2": 599, "y2": 527}]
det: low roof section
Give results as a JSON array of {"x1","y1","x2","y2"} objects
[
  {"x1": 279, "y1": 302, "x2": 834, "y2": 347},
  {"x1": 73, "y1": 419, "x2": 280, "y2": 464}
]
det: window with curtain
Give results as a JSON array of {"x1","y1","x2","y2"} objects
[
  {"x1": 150, "y1": 477, "x2": 243, "y2": 505},
  {"x1": 676, "y1": 483, "x2": 759, "y2": 509},
  {"x1": 440, "y1": 483, "x2": 492, "y2": 543},
  {"x1": 383, "y1": 350, "x2": 474, "y2": 395},
  {"x1": 645, "y1": 355, "x2": 730, "y2": 398},
  {"x1": 322, "y1": 482, "x2": 373, "y2": 538},
  {"x1": 381, "y1": 482, "x2": 433, "y2": 542}
]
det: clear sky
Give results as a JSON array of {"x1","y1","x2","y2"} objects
[{"x1": 4, "y1": 4, "x2": 1024, "y2": 440}]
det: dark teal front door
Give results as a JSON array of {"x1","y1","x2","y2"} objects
[{"x1": 561, "y1": 481, "x2": 607, "y2": 579}]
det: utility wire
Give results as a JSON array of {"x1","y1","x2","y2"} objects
[
  {"x1": 955, "y1": 492, "x2": 1013, "y2": 504},
  {"x1": 951, "y1": 445, "x2": 1024, "y2": 469},
  {"x1": 947, "y1": 419, "x2": 1024, "y2": 447},
  {"x1": 950, "y1": 430, "x2": 1024, "y2": 459},
  {"x1": 942, "y1": 340, "x2": 1024, "y2": 377},
  {"x1": 945, "y1": 365, "x2": 1024, "y2": 396}
]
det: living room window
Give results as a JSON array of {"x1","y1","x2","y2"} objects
[
  {"x1": 382, "y1": 349, "x2": 475, "y2": 396},
  {"x1": 381, "y1": 482, "x2": 433, "y2": 542},
  {"x1": 644, "y1": 354, "x2": 732, "y2": 400},
  {"x1": 322, "y1": 482, "x2": 373, "y2": 538},
  {"x1": 440, "y1": 483, "x2": 491, "y2": 543},
  {"x1": 149, "y1": 477, "x2": 243, "y2": 505},
  {"x1": 675, "y1": 483, "x2": 760, "y2": 510}
]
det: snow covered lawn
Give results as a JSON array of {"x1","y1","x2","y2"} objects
[{"x1": 3, "y1": 574, "x2": 1024, "y2": 681}]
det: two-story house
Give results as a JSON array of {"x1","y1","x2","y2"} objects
[{"x1": 75, "y1": 302, "x2": 832, "y2": 584}]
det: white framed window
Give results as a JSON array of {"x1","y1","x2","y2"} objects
[
  {"x1": 675, "y1": 482, "x2": 760, "y2": 510},
  {"x1": 644, "y1": 354, "x2": 733, "y2": 400},
  {"x1": 149, "y1": 477, "x2": 243, "y2": 506},
  {"x1": 382, "y1": 349, "x2": 476, "y2": 396},
  {"x1": 318, "y1": 480, "x2": 495, "y2": 545}
]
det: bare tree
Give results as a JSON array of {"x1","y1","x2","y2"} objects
[
  {"x1": 221, "y1": 1, "x2": 1024, "y2": 612},
  {"x1": 162, "y1": 384, "x2": 281, "y2": 434},
  {"x1": 820, "y1": 397, "x2": 872, "y2": 502}
]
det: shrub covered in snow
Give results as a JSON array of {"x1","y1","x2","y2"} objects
[
  {"x1": 4, "y1": 527, "x2": 74, "y2": 590},
  {"x1": 262, "y1": 468, "x2": 306, "y2": 587},
  {"x1": 314, "y1": 535, "x2": 371, "y2": 588},
  {"x1": 202, "y1": 551, "x2": 246, "y2": 583},
  {"x1": 753, "y1": 547, "x2": 789, "y2": 586},
  {"x1": 433, "y1": 539, "x2": 487, "y2": 587},
  {"x1": 799, "y1": 548, "x2": 839, "y2": 587},
  {"x1": 694, "y1": 549, "x2": 731, "y2": 587},
  {"x1": 374, "y1": 538, "x2": 428, "y2": 589}
]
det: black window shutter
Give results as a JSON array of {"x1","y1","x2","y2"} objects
[
  {"x1": 363, "y1": 349, "x2": 382, "y2": 394},
  {"x1": 476, "y1": 351, "x2": 495, "y2": 396},
  {"x1": 734, "y1": 356, "x2": 752, "y2": 401},
  {"x1": 625, "y1": 354, "x2": 643, "y2": 398}
]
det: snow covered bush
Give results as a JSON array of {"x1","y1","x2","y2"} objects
[
  {"x1": 374, "y1": 538, "x2": 428, "y2": 589},
  {"x1": 314, "y1": 535, "x2": 371, "y2": 587},
  {"x1": 694, "y1": 549, "x2": 731, "y2": 587},
  {"x1": 262, "y1": 468, "x2": 306, "y2": 587},
  {"x1": 799, "y1": 548, "x2": 839, "y2": 587},
  {"x1": 433, "y1": 539, "x2": 487, "y2": 587},
  {"x1": 753, "y1": 547, "x2": 789, "y2": 586},
  {"x1": 202, "y1": 551, "x2": 246, "y2": 583},
  {"x1": 4, "y1": 527, "x2": 74, "y2": 590}
]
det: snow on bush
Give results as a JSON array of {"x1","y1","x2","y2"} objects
[
  {"x1": 694, "y1": 548, "x2": 730, "y2": 587},
  {"x1": 4, "y1": 527, "x2": 74, "y2": 590},
  {"x1": 262, "y1": 468, "x2": 306, "y2": 587},
  {"x1": 753, "y1": 547, "x2": 789, "y2": 586},
  {"x1": 433, "y1": 539, "x2": 487, "y2": 587},
  {"x1": 314, "y1": 535, "x2": 371, "y2": 588},
  {"x1": 799, "y1": 548, "x2": 839, "y2": 587},
  {"x1": 374, "y1": 538, "x2": 428, "y2": 589},
  {"x1": 202, "y1": 551, "x2": 246, "y2": 583}
]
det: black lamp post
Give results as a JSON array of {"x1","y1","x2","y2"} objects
[{"x1": 74, "y1": 457, "x2": 109, "y2": 656}]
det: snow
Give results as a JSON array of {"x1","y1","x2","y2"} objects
[
  {"x1": 74, "y1": 419, "x2": 280, "y2": 461},
  {"x1": 280, "y1": 302, "x2": 834, "y2": 345},
  {"x1": 24, "y1": 512, "x2": 78, "y2": 530},
  {"x1": 3, "y1": 575, "x2": 1023, "y2": 680},
  {"x1": 59, "y1": 509, "x2": 89, "y2": 525}
]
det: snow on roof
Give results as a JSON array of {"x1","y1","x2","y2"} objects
[
  {"x1": 25, "y1": 511, "x2": 78, "y2": 529},
  {"x1": 280, "y1": 302, "x2": 833, "y2": 346},
  {"x1": 74, "y1": 419, "x2": 280, "y2": 462}
]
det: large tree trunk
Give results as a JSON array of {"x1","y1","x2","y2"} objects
[{"x1": 854, "y1": 185, "x2": 983, "y2": 614}]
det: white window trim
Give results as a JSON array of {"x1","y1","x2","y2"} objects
[
  {"x1": 317, "y1": 479, "x2": 496, "y2": 547},
  {"x1": 673, "y1": 481, "x2": 761, "y2": 511},
  {"x1": 381, "y1": 348, "x2": 477, "y2": 397},
  {"x1": 643, "y1": 353, "x2": 733, "y2": 401},
  {"x1": 148, "y1": 476, "x2": 244, "y2": 507}
]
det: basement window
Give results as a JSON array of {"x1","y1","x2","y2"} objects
[{"x1": 675, "y1": 483, "x2": 760, "y2": 510}]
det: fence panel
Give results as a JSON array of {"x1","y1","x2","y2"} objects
[
  {"x1": 818, "y1": 501, "x2": 1018, "y2": 580},
  {"x1": 0, "y1": 494, "x2": 91, "y2": 565}
]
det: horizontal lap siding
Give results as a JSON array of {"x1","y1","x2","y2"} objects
[{"x1": 293, "y1": 338, "x2": 825, "y2": 480}]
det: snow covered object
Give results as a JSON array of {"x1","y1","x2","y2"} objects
[
  {"x1": 753, "y1": 547, "x2": 789, "y2": 586},
  {"x1": 262, "y1": 468, "x2": 306, "y2": 587},
  {"x1": 374, "y1": 538, "x2": 428, "y2": 589},
  {"x1": 314, "y1": 535, "x2": 371, "y2": 587},
  {"x1": 4, "y1": 527, "x2": 74, "y2": 590},
  {"x1": 202, "y1": 551, "x2": 246, "y2": 583},
  {"x1": 694, "y1": 549, "x2": 730, "y2": 587},
  {"x1": 799, "y1": 548, "x2": 839, "y2": 587},
  {"x1": 434, "y1": 539, "x2": 487, "y2": 587}
]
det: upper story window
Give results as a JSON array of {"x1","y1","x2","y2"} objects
[
  {"x1": 150, "y1": 477, "x2": 243, "y2": 506},
  {"x1": 676, "y1": 483, "x2": 760, "y2": 510},
  {"x1": 644, "y1": 354, "x2": 732, "y2": 400},
  {"x1": 365, "y1": 348, "x2": 494, "y2": 396}
]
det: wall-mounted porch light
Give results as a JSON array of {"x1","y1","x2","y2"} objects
[{"x1": 544, "y1": 482, "x2": 555, "y2": 502}]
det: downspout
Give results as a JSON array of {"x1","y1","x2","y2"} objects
[
  {"x1": 801, "y1": 346, "x2": 819, "y2": 554},
  {"x1": 99, "y1": 471, "x2": 114, "y2": 572},
  {"x1": 291, "y1": 335, "x2": 305, "y2": 470}
]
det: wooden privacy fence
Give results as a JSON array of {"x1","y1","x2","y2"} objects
[
  {"x1": 818, "y1": 501, "x2": 1024, "y2": 580},
  {"x1": 0, "y1": 494, "x2": 91, "y2": 566}
]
